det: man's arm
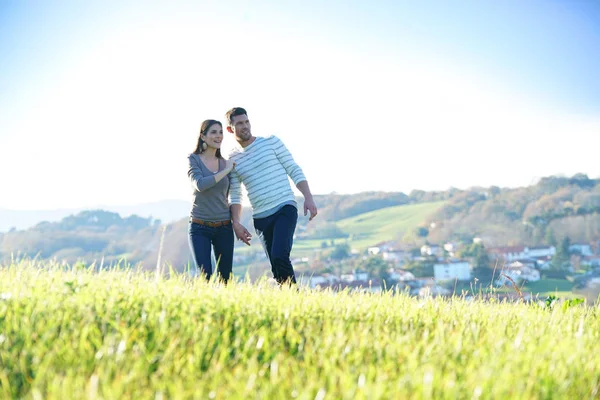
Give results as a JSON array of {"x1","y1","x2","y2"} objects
[
  {"x1": 228, "y1": 168, "x2": 252, "y2": 245},
  {"x1": 230, "y1": 204, "x2": 252, "y2": 246},
  {"x1": 272, "y1": 137, "x2": 306, "y2": 185},
  {"x1": 297, "y1": 179, "x2": 318, "y2": 221},
  {"x1": 271, "y1": 136, "x2": 317, "y2": 220}
]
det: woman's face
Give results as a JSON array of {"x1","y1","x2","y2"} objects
[{"x1": 202, "y1": 123, "x2": 224, "y2": 149}]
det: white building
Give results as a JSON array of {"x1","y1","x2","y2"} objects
[
  {"x1": 367, "y1": 247, "x2": 381, "y2": 255},
  {"x1": 490, "y1": 246, "x2": 555, "y2": 262},
  {"x1": 340, "y1": 269, "x2": 369, "y2": 282},
  {"x1": 496, "y1": 262, "x2": 541, "y2": 285},
  {"x1": 527, "y1": 246, "x2": 556, "y2": 258},
  {"x1": 421, "y1": 245, "x2": 442, "y2": 257},
  {"x1": 433, "y1": 261, "x2": 471, "y2": 281},
  {"x1": 443, "y1": 242, "x2": 458, "y2": 257},
  {"x1": 300, "y1": 273, "x2": 339, "y2": 288},
  {"x1": 388, "y1": 269, "x2": 415, "y2": 282},
  {"x1": 382, "y1": 250, "x2": 411, "y2": 263}
]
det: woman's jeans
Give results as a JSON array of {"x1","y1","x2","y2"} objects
[{"x1": 188, "y1": 222, "x2": 234, "y2": 282}]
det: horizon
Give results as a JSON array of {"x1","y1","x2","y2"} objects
[
  {"x1": 0, "y1": 171, "x2": 597, "y2": 213},
  {"x1": 1, "y1": 1, "x2": 600, "y2": 210}
]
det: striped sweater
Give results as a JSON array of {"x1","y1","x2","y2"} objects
[{"x1": 228, "y1": 136, "x2": 306, "y2": 217}]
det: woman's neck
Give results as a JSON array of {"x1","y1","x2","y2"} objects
[{"x1": 201, "y1": 148, "x2": 218, "y2": 158}]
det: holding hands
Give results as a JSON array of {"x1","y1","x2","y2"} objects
[{"x1": 233, "y1": 221, "x2": 252, "y2": 246}]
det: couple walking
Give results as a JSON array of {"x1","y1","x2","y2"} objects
[{"x1": 187, "y1": 107, "x2": 318, "y2": 285}]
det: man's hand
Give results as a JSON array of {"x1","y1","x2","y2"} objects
[
  {"x1": 233, "y1": 221, "x2": 252, "y2": 245},
  {"x1": 304, "y1": 196, "x2": 318, "y2": 221}
]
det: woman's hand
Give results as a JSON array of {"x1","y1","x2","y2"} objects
[{"x1": 225, "y1": 159, "x2": 236, "y2": 173}]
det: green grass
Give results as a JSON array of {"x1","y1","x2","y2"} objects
[
  {"x1": 523, "y1": 279, "x2": 575, "y2": 296},
  {"x1": 1, "y1": 260, "x2": 599, "y2": 399}
]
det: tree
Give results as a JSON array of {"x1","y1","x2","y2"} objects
[
  {"x1": 472, "y1": 244, "x2": 490, "y2": 270},
  {"x1": 415, "y1": 226, "x2": 429, "y2": 238},
  {"x1": 545, "y1": 228, "x2": 557, "y2": 247},
  {"x1": 550, "y1": 236, "x2": 571, "y2": 271},
  {"x1": 362, "y1": 256, "x2": 390, "y2": 284},
  {"x1": 330, "y1": 243, "x2": 350, "y2": 261}
]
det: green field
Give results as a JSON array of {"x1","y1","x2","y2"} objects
[
  {"x1": 1, "y1": 261, "x2": 599, "y2": 399},
  {"x1": 523, "y1": 279, "x2": 575, "y2": 296},
  {"x1": 291, "y1": 201, "x2": 446, "y2": 257},
  {"x1": 336, "y1": 201, "x2": 446, "y2": 248}
]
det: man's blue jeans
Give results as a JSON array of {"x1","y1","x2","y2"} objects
[
  {"x1": 188, "y1": 222, "x2": 234, "y2": 282},
  {"x1": 253, "y1": 205, "x2": 298, "y2": 284}
]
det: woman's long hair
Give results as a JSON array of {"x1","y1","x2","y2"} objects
[{"x1": 194, "y1": 119, "x2": 223, "y2": 158}]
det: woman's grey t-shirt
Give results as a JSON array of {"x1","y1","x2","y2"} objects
[{"x1": 187, "y1": 154, "x2": 231, "y2": 222}]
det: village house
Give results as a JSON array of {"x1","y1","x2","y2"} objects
[
  {"x1": 488, "y1": 246, "x2": 527, "y2": 261},
  {"x1": 496, "y1": 261, "x2": 541, "y2": 286},
  {"x1": 488, "y1": 245, "x2": 555, "y2": 262},
  {"x1": 299, "y1": 273, "x2": 340, "y2": 288},
  {"x1": 421, "y1": 244, "x2": 443, "y2": 257},
  {"x1": 367, "y1": 247, "x2": 381, "y2": 256},
  {"x1": 368, "y1": 241, "x2": 397, "y2": 256},
  {"x1": 509, "y1": 258, "x2": 537, "y2": 269},
  {"x1": 443, "y1": 242, "x2": 459, "y2": 257},
  {"x1": 531, "y1": 255, "x2": 553, "y2": 270},
  {"x1": 526, "y1": 246, "x2": 556, "y2": 258},
  {"x1": 382, "y1": 250, "x2": 411, "y2": 264},
  {"x1": 433, "y1": 260, "x2": 471, "y2": 281},
  {"x1": 582, "y1": 256, "x2": 600, "y2": 268},
  {"x1": 569, "y1": 243, "x2": 594, "y2": 256},
  {"x1": 387, "y1": 268, "x2": 415, "y2": 282},
  {"x1": 341, "y1": 269, "x2": 369, "y2": 282}
]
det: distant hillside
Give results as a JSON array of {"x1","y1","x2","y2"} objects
[
  {"x1": 0, "y1": 199, "x2": 190, "y2": 232},
  {"x1": 424, "y1": 174, "x2": 600, "y2": 246},
  {"x1": 2, "y1": 174, "x2": 599, "y2": 271}
]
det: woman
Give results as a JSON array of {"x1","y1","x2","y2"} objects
[{"x1": 187, "y1": 119, "x2": 236, "y2": 282}]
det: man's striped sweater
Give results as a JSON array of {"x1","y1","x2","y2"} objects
[{"x1": 228, "y1": 135, "x2": 306, "y2": 218}]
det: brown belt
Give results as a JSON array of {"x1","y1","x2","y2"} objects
[{"x1": 190, "y1": 218, "x2": 231, "y2": 228}]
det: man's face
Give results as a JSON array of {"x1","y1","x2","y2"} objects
[{"x1": 229, "y1": 114, "x2": 252, "y2": 142}]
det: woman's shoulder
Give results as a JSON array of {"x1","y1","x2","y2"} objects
[{"x1": 188, "y1": 153, "x2": 203, "y2": 166}]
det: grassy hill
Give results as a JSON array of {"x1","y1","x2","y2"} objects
[
  {"x1": 1, "y1": 262, "x2": 598, "y2": 399},
  {"x1": 284, "y1": 201, "x2": 445, "y2": 259},
  {"x1": 336, "y1": 201, "x2": 446, "y2": 249}
]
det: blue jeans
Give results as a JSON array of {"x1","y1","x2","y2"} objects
[
  {"x1": 253, "y1": 205, "x2": 298, "y2": 284},
  {"x1": 188, "y1": 222, "x2": 234, "y2": 282}
]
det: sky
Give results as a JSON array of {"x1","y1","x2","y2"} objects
[{"x1": 1, "y1": 0, "x2": 599, "y2": 210}]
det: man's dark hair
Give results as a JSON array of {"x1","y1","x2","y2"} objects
[{"x1": 225, "y1": 107, "x2": 248, "y2": 126}]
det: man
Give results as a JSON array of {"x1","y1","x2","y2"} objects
[{"x1": 226, "y1": 107, "x2": 317, "y2": 285}]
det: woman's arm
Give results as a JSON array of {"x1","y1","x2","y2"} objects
[{"x1": 187, "y1": 155, "x2": 233, "y2": 192}]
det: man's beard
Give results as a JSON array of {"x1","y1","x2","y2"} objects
[{"x1": 240, "y1": 130, "x2": 251, "y2": 139}]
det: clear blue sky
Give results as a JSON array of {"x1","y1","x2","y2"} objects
[{"x1": 1, "y1": 0, "x2": 599, "y2": 209}]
